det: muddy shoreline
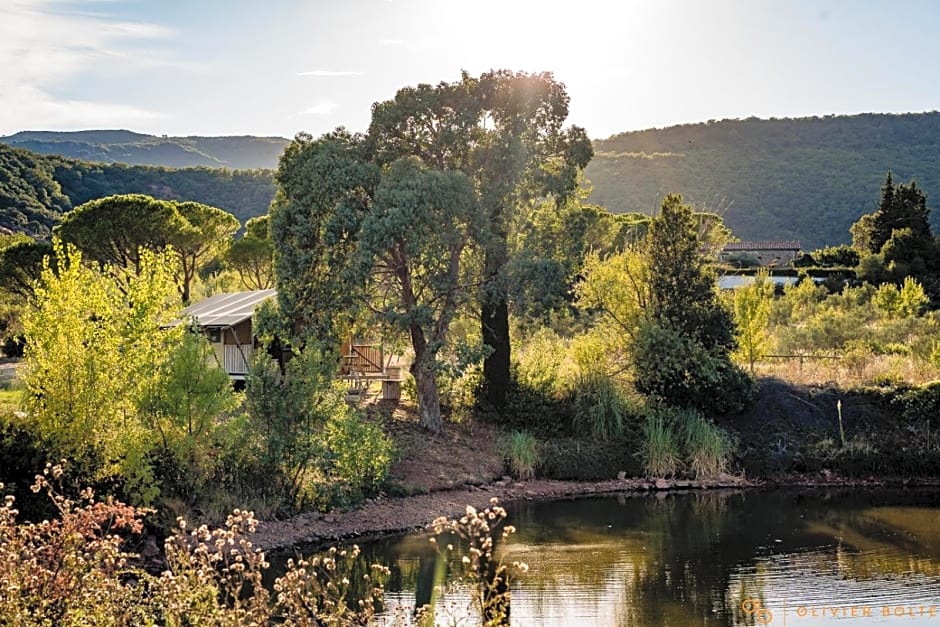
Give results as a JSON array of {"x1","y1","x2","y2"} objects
[{"x1": 252, "y1": 473, "x2": 939, "y2": 553}]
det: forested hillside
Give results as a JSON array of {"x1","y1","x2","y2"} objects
[
  {"x1": 0, "y1": 144, "x2": 275, "y2": 234},
  {"x1": 586, "y1": 112, "x2": 940, "y2": 249},
  {"x1": 7, "y1": 113, "x2": 940, "y2": 248},
  {"x1": 0, "y1": 130, "x2": 289, "y2": 170}
]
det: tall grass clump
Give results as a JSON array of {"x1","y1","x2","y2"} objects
[
  {"x1": 641, "y1": 408, "x2": 680, "y2": 477},
  {"x1": 501, "y1": 430, "x2": 539, "y2": 480},
  {"x1": 573, "y1": 374, "x2": 630, "y2": 441},
  {"x1": 681, "y1": 409, "x2": 734, "y2": 479}
]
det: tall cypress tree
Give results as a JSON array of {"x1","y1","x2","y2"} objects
[
  {"x1": 864, "y1": 172, "x2": 932, "y2": 254},
  {"x1": 646, "y1": 194, "x2": 736, "y2": 354}
]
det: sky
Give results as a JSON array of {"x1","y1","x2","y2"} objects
[{"x1": 2, "y1": 0, "x2": 940, "y2": 140}]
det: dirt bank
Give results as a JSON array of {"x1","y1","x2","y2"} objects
[{"x1": 253, "y1": 475, "x2": 753, "y2": 552}]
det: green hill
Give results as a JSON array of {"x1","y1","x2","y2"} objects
[
  {"x1": 7, "y1": 114, "x2": 940, "y2": 249},
  {"x1": 586, "y1": 112, "x2": 940, "y2": 249},
  {"x1": 0, "y1": 130, "x2": 289, "y2": 170},
  {"x1": 0, "y1": 144, "x2": 276, "y2": 235}
]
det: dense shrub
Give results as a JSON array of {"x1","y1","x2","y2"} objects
[
  {"x1": 538, "y1": 435, "x2": 642, "y2": 480},
  {"x1": 633, "y1": 321, "x2": 755, "y2": 415},
  {"x1": 244, "y1": 348, "x2": 393, "y2": 510},
  {"x1": 496, "y1": 371, "x2": 577, "y2": 436},
  {"x1": 322, "y1": 409, "x2": 395, "y2": 504},
  {"x1": 811, "y1": 244, "x2": 860, "y2": 268}
]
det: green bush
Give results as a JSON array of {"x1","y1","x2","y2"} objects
[
  {"x1": 495, "y1": 370, "x2": 576, "y2": 436},
  {"x1": 322, "y1": 409, "x2": 395, "y2": 504},
  {"x1": 538, "y1": 436, "x2": 642, "y2": 480},
  {"x1": 811, "y1": 244, "x2": 860, "y2": 268},
  {"x1": 245, "y1": 348, "x2": 394, "y2": 511},
  {"x1": 501, "y1": 430, "x2": 540, "y2": 479},
  {"x1": 633, "y1": 321, "x2": 754, "y2": 415},
  {"x1": 514, "y1": 328, "x2": 568, "y2": 395}
]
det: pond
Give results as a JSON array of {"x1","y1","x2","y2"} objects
[{"x1": 274, "y1": 489, "x2": 940, "y2": 626}]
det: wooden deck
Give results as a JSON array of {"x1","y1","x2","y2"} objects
[{"x1": 340, "y1": 344, "x2": 406, "y2": 402}]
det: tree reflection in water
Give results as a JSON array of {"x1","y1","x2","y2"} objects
[{"x1": 269, "y1": 489, "x2": 940, "y2": 625}]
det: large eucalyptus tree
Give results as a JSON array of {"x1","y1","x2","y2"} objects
[{"x1": 369, "y1": 71, "x2": 592, "y2": 408}]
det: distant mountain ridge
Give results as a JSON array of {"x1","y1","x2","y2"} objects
[
  {"x1": 585, "y1": 111, "x2": 940, "y2": 249},
  {"x1": 0, "y1": 130, "x2": 290, "y2": 170},
  {"x1": 6, "y1": 113, "x2": 940, "y2": 249}
]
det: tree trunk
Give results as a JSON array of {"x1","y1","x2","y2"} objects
[
  {"x1": 410, "y1": 327, "x2": 443, "y2": 433},
  {"x1": 412, "y1": 360, "x2": 443, "y2": 433},
  {"x1": 482, "y1": 245, "x2": 510, "y2": 409}
]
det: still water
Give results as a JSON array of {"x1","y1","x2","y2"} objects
[{"x1": 281, "y1": 489, "x2": 940, "y2": 626}]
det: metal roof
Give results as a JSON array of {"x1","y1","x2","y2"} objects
[
  {"x1": 179, "y1": 289, "x2": 276, "y2": 327},
  {"x1": 723, "y1": 240, "x2": 801, "y2": 251}
]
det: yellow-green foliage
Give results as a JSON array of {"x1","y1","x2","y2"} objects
[
  {"x1": 730, "y1": 271, "x2": 774, "y2": 372},
  {"x1": 139, "y1": 329, "x2": 239, "y2": 500},
  {"x1": 21, "y1": 242, "x2": 183, "y2": 504},
  {"x1": 873, "y1": 277, "x2": 928, "y2": 319},
  {"x1": 576, "y1": 249, "x2": 650, "y2": 338},
  {"x1": 323, "y1": 403, "x2": 395, "y2": 498},
  {"x1": 754, "y1": 273, "x2": 940, "y2": 385},
  {"x1": 19, "y1": 242, "x2": 243, "y2": 509},
  {"x1": 514, "y1": 328, "x2": 570, "y2": 394},
  {"x1": 0, "y1": 389, "x2": 20, "y2": 414}
]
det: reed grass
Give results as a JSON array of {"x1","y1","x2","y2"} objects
[
  {"x1": 502, "y1": 430, "x2": 539, "y2": 480},
  {"x1": 682, "y1": 409, "x2": 733, "y2": 479},
  {"x1": 641, "y1": 410, "x2": 680, "y2": 477}
]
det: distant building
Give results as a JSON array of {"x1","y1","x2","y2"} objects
[
  {"x1": 177, "y1": 289, "x2": 276, "y2": 381},
  {"x1": 720, "y1": 240, "x2": 801, "y2": 266},
  {"x1": 176, "y1": 289, "x2": 405, "y2": 400}
]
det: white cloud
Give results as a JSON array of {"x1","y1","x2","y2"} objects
[
  {"x1": 378, "y1": 39, "x2": 402, "y2": 46},
  {"x1": 1, "y1": 85, "x2": 164, "y2": 130},
  {"x1": 0, "y1": 0, "x2": 172, "y2": 133},
  {"x1": 297, "y1": 70, "x2": 361, "y2": 77},
  {"x1": 304, "y1": 101, "x2": 337, "y2": 116}
]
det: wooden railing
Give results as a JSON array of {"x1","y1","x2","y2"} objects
[
  {"x1": 224, "y1": 344, "x2": 253, "y2": 375},
  {"x1": 342, "y1": 344, "x2": 384, "y2": 375}
]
